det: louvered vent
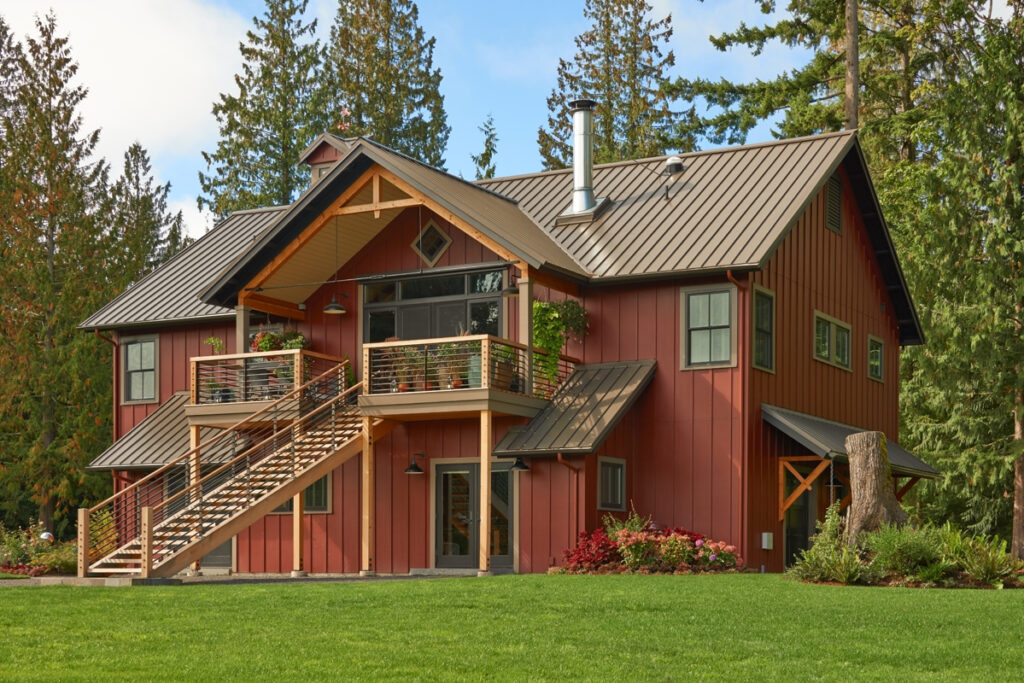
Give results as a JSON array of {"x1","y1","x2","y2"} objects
[{"x1": 826, "y1": 174, "x2": 842, "y2": 234}]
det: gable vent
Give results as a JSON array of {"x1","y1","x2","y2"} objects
[{"x1": 826, "y1": 174, "x2": 842, "y2": 234}]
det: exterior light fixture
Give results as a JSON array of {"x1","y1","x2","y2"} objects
[
  {"x1": 404, "y1": 452, "x2": 425, "y2": 475},
  {"x1": 500, "y1": 272, "x2": 519, "y2": 298},
  {"x1": 323, "y1": 294, "x2": 347, "y2": 315},
  {"x1": 511, "y1": 457, "x2": 530, "y2": 472}
]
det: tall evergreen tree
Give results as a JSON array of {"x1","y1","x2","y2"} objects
[
  {"x1": 537, "y1": 0, "x2": 677, "y2": 169},
  {"x1": 325, "y1": 0, "x2": 449, "y2": 167},
  {"x1": 198, "y1": 0, "x2": 325, "y2": 217},
  {"x1": 471, "y1": 114, "x2": 498, "y2": 180},
  {"x1": 110, "y1": 143, "x2": 191, "y2": 284},
  {"x1": 0, "y1": 14, "x2": 113, "y2": 531}
]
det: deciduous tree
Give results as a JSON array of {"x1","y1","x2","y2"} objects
[{"x1": 537, "y1": 0, "x2": 677, "y2": 169}]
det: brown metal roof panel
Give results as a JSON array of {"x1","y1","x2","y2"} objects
[
  {"x1": 761, "y1": 403, "x2": 938, "y2": 478},
  {"x1": 80, "y1": 207, "x2": 285, "y2": 330},
  {"x1": 492, "y1": 360, "x2": 657, "y2": 457}
]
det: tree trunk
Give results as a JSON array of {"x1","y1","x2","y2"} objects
[
  {"x1": 1013, "y1": 395, "x2": 1023, "y2": 560},
  {"x1": 845, "y1": 0, "x2": 859, "y2": 130},
  {"x1": 844, "y1": 431, "x2": 907, "y2": 545}
]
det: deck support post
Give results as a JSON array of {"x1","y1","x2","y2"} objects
[
  {"x1": 479, "y1": 410, "x2": 492, "y2": 576},
  {"x1": 517, "y1": 273, "x2": 533, "y2": 393},
  {"x1": 77, "y1": 508, "x2": 88, "y2": 578},
  {"x1": 291, "y1": 492, "x2": 305, "y2": 576},
  {"x1": 140, "y1": 506, "x2": 153, "y2": 579},
  {"x1": 189, "y1": 426, "x2": 202, "y2": 573},
  {"x1": 360, "y1": 417, "x2": 375, "y2": 575},
  {"x1": 234, "y1": 304, "x2": 251, "y2": 355}
]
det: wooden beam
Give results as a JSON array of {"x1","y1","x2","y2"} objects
[
  {"x1": 479, "y1": 410, "x2": 492, "y2": 575},
  {"x1": 372, "y1": 173, "x2": 380, "y2": 218},
  {"x1": 333, "y1": 197, "x2": 421, "y2": 216},
  {"x1": 241, "y1": 166, "x2": 379, "y2": 293},
  {"x1": 140, "y1": 507, "x2": 153, "y2": 579},
  {"x1": 77, "y1": 508, "x2": 88, "y2": 578},
  {"x1": 292, "y1": 492, "x2": 304, "y2": 574},
  {"x1": 895, "y1": 476, "x2": 921, "y2": 502},
  {"x1": 779, "y1": 458, "x2": 830, "y2": 521},
  {"x1": 360, "y1": 416, "x2": 375, "y2": 575},
  {"x1": 518, "y1": 277, "x2": 533, "y2": 392},
  {"x1": 240, "y1": 293, "x2": 306, "y2": 322},
  {"x1": 188, "y1": 426, "x2": 202, "y2": 573},
  {"x1": 530, "y1": 267, "x2": 581, "y2": 297}
]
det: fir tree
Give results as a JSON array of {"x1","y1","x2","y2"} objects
[
  {"x1": 0, "y1": 13, "x2": 113, "y2": 531},
  {"x1": 110, "y1": 143, "x2": 191, "y2": 283},
  {"x1": 198, "y1": 0, "x2": 325, "y2": 217},
  {"x1": 537, "y1": 0, "x2": 677, "y2": 169},
  {"x1": 325, "y1": 0, "x2": 449, "y2": 167},
  {"x1": 471, "y1": 114, "x2": 498, "y2": 180}
]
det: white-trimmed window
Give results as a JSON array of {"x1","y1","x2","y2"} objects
[
  {"x1": 122, "y1": 336, "x2": 157, "y2": 403},
  {"x1": 868, "y1": 336, "x2": 884, "y2": 382},
  {"x1": 753, "y1": 286, "x2": 775, "y2": 372},
  {"x1": 598, "y1": 457, "x2": 626, "y2": 511},
  {"x1": 813, "y1": 312, "x2": 851, "y2": 370},
  {"x1": 272, "y1": 475, "x2": 331, "y2": 514},
  {"x1": 680, "y1": 284, "x2": 738, "y2": 369},
  {"x1": 826, "y1": 173, "x2": 842, "y2": 234}
]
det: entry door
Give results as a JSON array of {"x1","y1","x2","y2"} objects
[{"x1": 435, "y1": 463, "x2": 514, "y2": 569}]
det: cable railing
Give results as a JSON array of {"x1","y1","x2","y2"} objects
[
  {"x1": 191, "y1": 349, "x2": 344, "y2": 404},
  {"x1": 79, "y1": 359, "x2": 349, "y2": 575},
  {"x1": 363, "y1": 334, "x2": 576, "y2": 399}
]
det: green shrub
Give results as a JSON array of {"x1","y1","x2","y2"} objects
[
  {"x1": 916, "y1": 561, "x2": 955, "y2": 586},
  {"x1": 960, "y1": 535, "x2": 1020, "y2": 587},
  {"x1": 602, "y1": 506, "x2": 650, "y2": 538},
  {"x1": 788, "y1": 503, "x2": 863, "y2": 584},
  {"x1": 0, "y1": 520, "x2": 49, "y2": 566},
  {"x1": 33, "y1": 543, "x2": 76, "y2": 575},
  {"x1": 864, "y1": 523, "x2": 940, "y2": 577},
  {"x1": 938, "y1": 522, "x2": 971, "y2": 566}
]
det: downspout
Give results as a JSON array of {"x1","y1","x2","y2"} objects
[
  {"x1": 726, "y1": 269, "x2": 746, "y2": 290},
  {"x1": 557, "y1": 453, "x2": 583, "y2": 543},
  {"x1": 94, "y1": 329, "x2": 118, "y2": 442}
]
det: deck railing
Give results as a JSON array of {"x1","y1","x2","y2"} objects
[
  {"x1": 190, "y1": 349, "x2": 345, "y2": 404},
  {"x1": 363, "y1": 334, "x2": 576, "y2": 398}
]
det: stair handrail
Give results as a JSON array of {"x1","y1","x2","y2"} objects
[
  {"x1": 148, "y1": 380, "x2": 363, "y2": 521},
  {"x1": 86, "y1": 359, "x2": 349, "y2": 515}
]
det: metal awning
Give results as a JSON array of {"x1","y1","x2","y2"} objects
[
  {"x1": 762, "y1": 403, "x2": 939, "y2": 478},
  {"x1": 89, "y1": 392, "x2": 232, "y2": 471},
  {"x1": 493, "y1": 360, "x2": 657, "y2": 458}
]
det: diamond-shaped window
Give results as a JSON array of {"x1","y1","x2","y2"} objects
[{"x1": 411, "y1": 220, "x2": 451, "y2": 266}]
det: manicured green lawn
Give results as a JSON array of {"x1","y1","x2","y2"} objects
[{"x1": 1, "y1": 574, "x2": 1021, "y2": 680}]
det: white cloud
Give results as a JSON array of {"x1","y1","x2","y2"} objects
[
  {"x1": 168, "y1": 199, "x2": 216, "y2": 240},
  {"x1": 5, "y1": 1, "x2": 247, "y2": 185}
]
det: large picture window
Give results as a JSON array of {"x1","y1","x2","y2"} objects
[
  {"x1": 679, "y1": 284, "x2": 737, "y2": 369},
  {"x1": 813, "y1": 312, "x2": 851, "y2": 370},
  {"x1": 123, "y1": 337, "x2": 157, "y2": 403},
  {"x1": 362, "y1": 266, "x2": 504, "y2": 343}
]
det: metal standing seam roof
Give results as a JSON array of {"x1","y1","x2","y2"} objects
[
  {"x1": 88, "y1": 392, "x2": 235, "y2": 470},
  {"x1": 492, "y1": 360, "x2": 657, "y2": 457},
  {"x1": 761, "y1": 403, "x2": 939, "y2": 478},
  {"x1": 79, "y1": 206, "x2": 287, "y2": 330}
]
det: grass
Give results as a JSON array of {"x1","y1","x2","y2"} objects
[
  {"x1": 1, "y1": 574, "x2": 1022, "y2": 680},
  {"x1": 0, "y1": 572, "x2": 28, "y2": 579}
]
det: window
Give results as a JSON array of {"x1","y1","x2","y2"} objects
[
  {"x1": 813, "y1": 312, "x2": 851, "y2": 370},
  {"x1": 753, "y1": 286, "x2": 774, "y2": 372},
  {"x1": 680, "y1": 284, "x2": 737, "y2": 369},
  {"x1": 410, "y1": 220, "x2": 452, "y2": 266},
  {"x1": 868, "y1": 336, "x2": 884, "y2": 381},
  {"x1": 598, "y1": 457, "x2": 626, "y2": 511},
  {"x1": 826, "y1": 173, "x2": 842, "y2": 234},
  {"x1": 123, "y1": 337, "x2": 157, "y2": 403},
  {"x1": 273, "y1": 475, "x2": 331, "y2": 514}
]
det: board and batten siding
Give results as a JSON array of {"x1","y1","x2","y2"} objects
[{"x1": 745, "y1": 167, "x2": 903, "y2": 571}]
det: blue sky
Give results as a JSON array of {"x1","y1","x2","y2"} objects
[{"x1": 5, "y1": 0, "x2": 812, "y2": 236}]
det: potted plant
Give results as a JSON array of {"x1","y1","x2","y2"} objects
[
  {"x1": 490, "y1": 342, "x2": 520, "y2": 392},
  {"x1": 203, "y1": 336, "x2": 233, "y2": 403},
  {"x1": 434, "y1": 342, "x2": 468, "y2": 389}
]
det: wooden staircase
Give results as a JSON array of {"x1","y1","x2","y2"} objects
[{"x1": 80, "y1": 366, "x2": 389, "y2": 578}]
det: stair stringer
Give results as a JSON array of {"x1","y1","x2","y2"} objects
[{"x1": 148, "y1": 419, "x2": 395, "y2": 578}]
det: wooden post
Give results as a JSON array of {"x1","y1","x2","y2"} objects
[
  {"x1": 518, "y1": 272, "x2": 533, "y2": 393},
  {"x1": 292, "y1": 492, "x2": 305, "y2": 576},
  {"x1": 479, "y1": 410, "x2": 492, "y2": 575},
  {"x1": 77, "y1": 508, "x2": 89, "y2": 578},
  {"x1": 234, "y1": 304, "x2": 250, "y2": 354},
  {"x1": 140, "y1": 506, "x2": 153, "y2": 579},
  {"x1": 189, "y1": 426, "x2": 202, "y2": 573},
  {"x1": 360, "y1": 417, "x2": 375, "y2": 575}
]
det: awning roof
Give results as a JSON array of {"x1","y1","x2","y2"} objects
[
  {"x1": 89, "y1": 392, "x2": 233, "y2": 471},
  {"x1": 493, "y1": 360, "x2": 656, "y2": 458},
  {"x1": 762, "y1": 403, "x2": 939, "y2": 478}
]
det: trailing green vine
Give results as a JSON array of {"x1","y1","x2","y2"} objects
[{"x1": 533, "y1": 299, "x2": 588, "y2": 385}]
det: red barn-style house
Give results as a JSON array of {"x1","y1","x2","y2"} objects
[{"x1": 78, "y1": 101, "x2": 936, "y2": 578}]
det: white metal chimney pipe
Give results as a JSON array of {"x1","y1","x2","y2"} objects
[{"x1": 569, "y1": 98, "x2": 597, "y2": 213}]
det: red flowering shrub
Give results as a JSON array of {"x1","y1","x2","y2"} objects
[{"x1": 564, "y1": 528, "x2": 621, "y2": 572}]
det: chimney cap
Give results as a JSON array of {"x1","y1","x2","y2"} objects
[{"x1": 569, "y1": 98, "x2": 597, "y2": 112}]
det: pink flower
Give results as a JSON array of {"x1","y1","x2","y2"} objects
[{"x1": 695, "y1": 539, "x2": 704, "y2": 547}]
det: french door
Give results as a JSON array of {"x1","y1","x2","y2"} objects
[{"x1": 435, "y1": 462, "x2": 514, "y2": 570}]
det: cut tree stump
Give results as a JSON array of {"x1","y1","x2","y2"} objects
[{"x1": 844, "y1": 431, "x2": 907, "y2": 545}]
